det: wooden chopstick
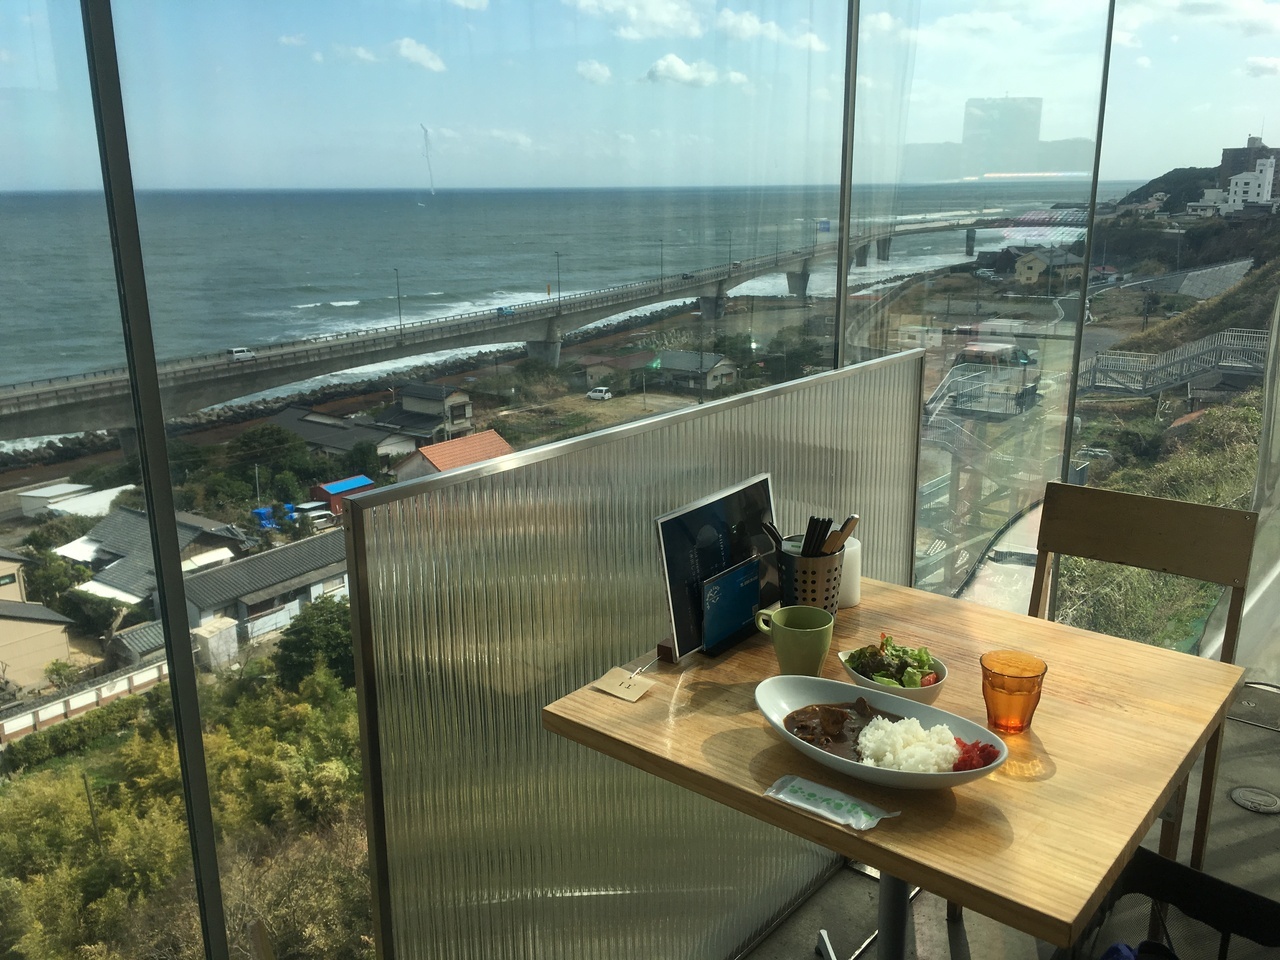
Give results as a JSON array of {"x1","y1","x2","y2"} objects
[{"x1": 822, "y1": 514, "x2": 859, "y2": 555}]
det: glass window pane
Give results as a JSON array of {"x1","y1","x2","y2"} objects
[
  {"x1": 0, "y1": 4, "x2": 206, "y2": 957},
  {"x1": 107, "y1": 1, "x2": 849, "y2": 955},
  {"x1": 842, "y1": 2, "x2": 1113, "y2": 610}
]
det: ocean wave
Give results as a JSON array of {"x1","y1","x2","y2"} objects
[
  {"x1": 329, "y1": 300, "x2": 361, "y2": 307},
  {"x1": 295, "y1": 302, "x2": 323, "y2": 309}
]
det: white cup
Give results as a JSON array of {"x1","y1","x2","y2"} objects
[{"x1": 838, "y1": 538, "x2": 861, "y2": 608}]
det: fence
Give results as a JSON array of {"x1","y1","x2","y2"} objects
[{"x1": 0, "y1": 655, "x2": 168, "y2": 745}]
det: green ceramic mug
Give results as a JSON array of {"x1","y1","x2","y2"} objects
[{"x1": 756, "y1": 605, "x2": 835, "y2": 676}]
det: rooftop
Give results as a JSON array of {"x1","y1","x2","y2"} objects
[{"x1": 420, "y1": 429, "x2": 514, "y2": 473}]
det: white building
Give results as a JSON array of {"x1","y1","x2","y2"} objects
[
  {"x1": 1186, "y1": 188, "x2": 1226, "y2": 218},
  {"x1": 1226, "y1": 157, "x2": 1275, "y2": 211}
]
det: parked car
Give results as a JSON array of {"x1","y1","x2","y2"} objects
[{"x1": 586, "y1": 387, "x2": 613, "y2": 401}]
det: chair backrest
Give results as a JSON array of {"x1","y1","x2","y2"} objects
[
  {"x1": 1088, "y1": 846, "x2": 1280, "y2": 953},
  {"x1": 1029, "y1": 482, "x2": 1258, "y2": 663}
]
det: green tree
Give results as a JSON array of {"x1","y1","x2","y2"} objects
[
  {"x1": 69, "y1": 453, "x2": 141, "y2": 490},
  {"x1": 167, "y1": 437, "x2": 213, "y2": 485},
  {"x1": 763, "y1": 327, "x2": 825, "y2": 382},
  {"x1": 273, "y1": 469, "x2": 304, "y2": 504},
  {"x1": 342, "y1": 442, "x2": 382, "y2": 481},
  {"x1": 43, "y1": 659, "x2": 79, "y2": 690},
  {"x1": 272, "y1": 596, "x2": 355, "y2": 690},
  {"x1": 22, "y1": 551, "x2": 90, "y2": 608},
  {"x1": 60, "y1": 589, "x2": 130, "y2": 641},
  {"x1": 227, "y1": 424, "x2": 321, "y2": 483},
  {"x1": 22, "y1": 514, "x2": 98, "y2": 553}
]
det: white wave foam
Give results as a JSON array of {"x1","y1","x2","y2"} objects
[{"x1": 329, "y1": 300, "x2": 360, "y2": 307}]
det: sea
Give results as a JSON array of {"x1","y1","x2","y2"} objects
[{"x1": 1, "y1": 180, "x2": 1140, "y2": 448}]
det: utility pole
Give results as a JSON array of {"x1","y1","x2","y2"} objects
[
  {"x1": 395, "y1": 267, "x2": 403, "y2": 344},
  {"x1": 699, "y1": 307, "x2": 706, "y2": 404},
  {"x1": 554, "y1": 251, "x2": 562, "y2": 311},
  {"x1": 659, "y1": 239, "x2": 664, "y2": 294}
]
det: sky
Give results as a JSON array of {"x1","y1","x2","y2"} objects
[{"x1": 0, "y1": 0, "x2": 1278, "y2": 190}]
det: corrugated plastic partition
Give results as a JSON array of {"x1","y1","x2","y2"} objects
[{"x1": 346, "y1": 352, "x2": 923, "y2": 960}]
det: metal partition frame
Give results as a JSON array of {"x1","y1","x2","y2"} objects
[{"x1": 346, "y1": 351, "x2": 923, "y2": 960}]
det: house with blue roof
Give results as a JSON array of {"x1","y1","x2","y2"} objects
[{"x1": 309, "y1": 475, "x2": 376, "y2": 515}]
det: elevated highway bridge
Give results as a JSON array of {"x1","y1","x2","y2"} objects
[{"x1": 0, "y1": 214, "x2": 1014, "y2": 440}]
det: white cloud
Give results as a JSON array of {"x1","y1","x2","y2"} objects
[
  {"x1": 715, "y1": 8, "x2": 829, "y2": 51},
  {"x1": 1118, "y1": 0, "x2": 1280, "y2": 38},
  {"x1": 618, "y1": 132, "x2": 636, "y2": 143},
  {"x1": 437, "y1": 127, "x2": 461, "y2": 138},
  {"x1": 865, "y1": 11, "x2": 897, "y2": 32},
  {"x1": 1136, "y1": 55, "x2": 1152, "y2": 68},
  {"x1": 1245, "y1": 55, "x2": 1280, "y2": 76},
  {"x1": 489, "y1": 128, "x2": 534, "y2": 149},
  {"x1": 564, "y1": 0, "x2": 704, "y2": 40},
  {"x1": 792, "y1": 32, "x2": 828, "y2": 52},
  {"x1": 336, "y1": 45, "x2": 379, "y2": 62},
  {"x1": 311, "y1": 51, "x2": 324, "y2": 63},
  {"x1": 726, "y1": 70, "x2": 749, "y2": 85},
  {"x1": 395, "y1": 37, "x2": 446, "y2": 72},
  {"x1": 1112, "y1": 30, "x2": 1140, "y2": 47},
  {"x1": 645, "y1": 53, "x2": 718, "y2": 85},
  {"x1": 0, "y1": 49, "x2": 11, "y2": 63},
  {"x1": 449, "y1": 0, "x2": 489, "y2": 8},
  {"x1": 577, "y1": 59, "x2": 612, "y2": 84},
  {"x1": 278, "y1": 34, "x2": 306, "y2": 47}
]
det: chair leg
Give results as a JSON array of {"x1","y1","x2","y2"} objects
[
  {"x1": 1157, "y1": 779, "x2": 1186, "y2": 862},
  {"x1": 946, "y1": 900, "x2": 963, "y2": 922},
  {"x1": 1190, "y1": 724, "x2": 1225, "y2": 871}
]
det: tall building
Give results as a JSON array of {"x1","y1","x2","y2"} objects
[
  {"x1": 1219, "y1": 135, "x2": 1280, "y2": 195},
  {"x1": 962, "y1": 97, "x2": 1042, "y2": 175},
  {"x1": 902, "y1": 96, "x2": 1094, "y2": 181}
]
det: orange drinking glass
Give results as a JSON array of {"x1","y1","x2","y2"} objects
[{"x1": 980, "y1": 650, "x2": 1047, "y2": 734}]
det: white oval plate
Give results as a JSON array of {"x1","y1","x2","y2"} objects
[{"x1": 755, "y1": 675, "x2": 1008, "y2": 790}]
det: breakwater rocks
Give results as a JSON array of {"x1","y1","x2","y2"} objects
[
  {"x1": 0, "y1": 431, "x2": 121, "y2": 471},
  {"x1": 0, "y1": 298, "x2": 719, "y2": 472}
]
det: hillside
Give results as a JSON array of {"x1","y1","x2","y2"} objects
[{"x1": 1119, "y1": 166, "x2": 1218, "y2": 212}]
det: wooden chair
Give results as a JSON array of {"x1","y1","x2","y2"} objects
[{"x1": 1028, "y1": 481, "x2": 1257, "y2": 870}]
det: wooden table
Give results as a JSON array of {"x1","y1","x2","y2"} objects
[{"x1": 542, "y1": 579, "x2": 1245, "y2": 957}]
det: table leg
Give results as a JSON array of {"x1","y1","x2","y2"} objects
[{"x1": 877, "y1": 873, "x2": 910, "y2": 960}]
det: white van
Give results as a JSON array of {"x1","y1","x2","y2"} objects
[{"x1": 228, "y1": 347, "x2": 256, "y2": 362}]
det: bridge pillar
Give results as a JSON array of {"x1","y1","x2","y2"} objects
[
  {"x1": 876, "y1": 237, "x2": 892, "y2": 262},
  {"x1": 699, "y1": 295, "x2": 725, "y2": 320},
  {"x1": 525, "y1": 339, "x2": 562, "y2": 367},
  {"x1": 854, "y1": 243, "x2": 869, "y2": 267},
  {"x1": 965, "y1": 229, "x2": 976, "y2": 257},
  {"x1": 116, "y1": 426, "x2": 137, "y2": 459},
  {"x1": 786, "y1": 272, "x2": 810, "y2": 297}
]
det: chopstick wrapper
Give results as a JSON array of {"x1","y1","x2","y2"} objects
[{"x1": 765, "y1": 775, "x2": 899, "y2": 830}]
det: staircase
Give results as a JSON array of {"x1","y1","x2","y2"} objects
[{"x1": 1079, "y1": 328, "x2": 1268, "y2": 396}]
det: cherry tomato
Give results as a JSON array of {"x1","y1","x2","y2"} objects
[{"x1": 920, "y1": 671, "x2": 939, "y2": 686}]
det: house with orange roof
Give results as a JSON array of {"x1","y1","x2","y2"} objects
[{"x1": 392, "y1": 429, "x2": 515, "y2": 482}]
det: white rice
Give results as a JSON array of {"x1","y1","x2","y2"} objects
[{"x1": 857, "y1": 716, "x2": 959, "y2": 773}]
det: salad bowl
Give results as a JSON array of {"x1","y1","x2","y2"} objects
[{"x1": 839, "y1": 640, "x2": 948, "y2": 705}]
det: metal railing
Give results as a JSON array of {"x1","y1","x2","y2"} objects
[{"x1": 1079, "y1": 328, "x2": 1269, "y2": 395}]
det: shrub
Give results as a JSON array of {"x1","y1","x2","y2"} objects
[{"x1": 2, "y1": 696, "x2": 144, "y2": 772}]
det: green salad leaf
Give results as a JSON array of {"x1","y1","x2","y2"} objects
[{"x1": 847, "y1": 634, "x2": 934, "y2": 687}]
